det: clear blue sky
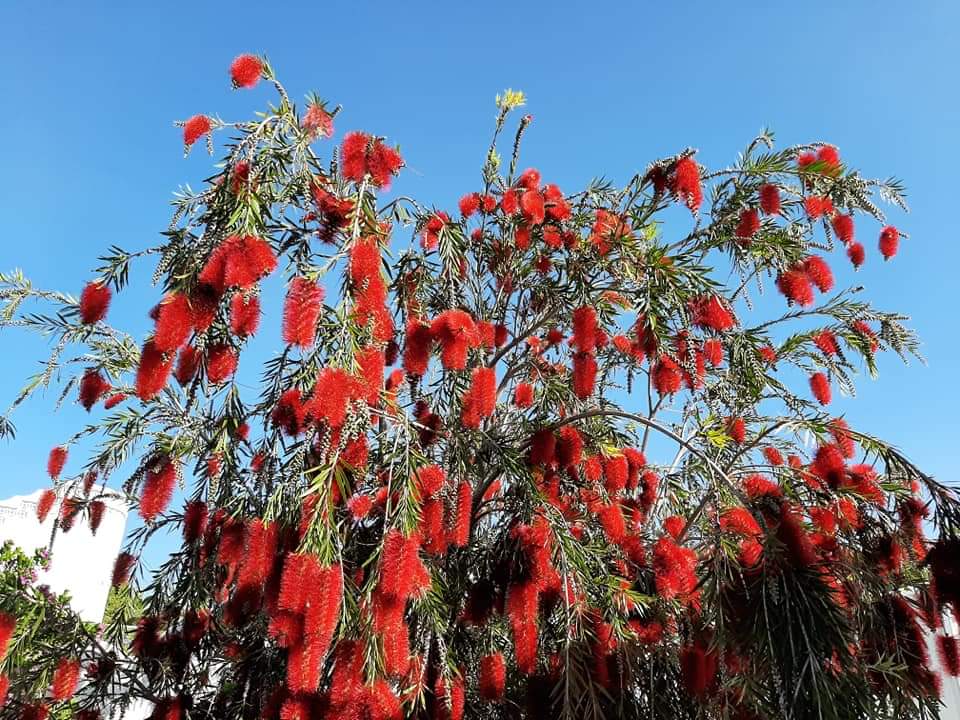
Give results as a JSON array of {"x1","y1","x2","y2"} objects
[{"x1": 1, "y1": 1, "x2": 957, "y2": 505}]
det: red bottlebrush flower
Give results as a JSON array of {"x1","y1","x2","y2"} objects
[
  {"x1": 349, "y1": 236, "x2": 381, "y2": 285},
  {"x1": 506, "y1": 581, "x2": 539, "y2": 675},
  {"x1": 879, "y1": 225, "x2": 900, "y2": 260},
  {"x1": 847, "y1": 241, "x2": 866, "y2": 268},
  {"x1": 198, "y1": 235, "x2": 277, "y2": 293},
  {"x1": 461, "y1": 367, "x2": 496, "y2": 429},
  {"x1": 139, "y1": 458, "x2": 178, "y2": 522},
  {"x1": 777, "y1": 503, "x2": 816, "y2": 567},
  {"x1": 758, "y1": 344, "x2": 778, "y2": 364},
  {"x1": 79, "y1": 368, "x2": 110, "y2": 410},
  {"x1": 229, "y1": 293, "x2": 260, "y2": 338},
  {"x1": 556, "y1": 427, "x2": 584, "y2": 469},
  {"x1": 153, "y1": 293, "x2": 193, "y2": 353},
  {"x1": 520, "y1": 189, "x2": 545, "y2": 225},
  {"x1": 51, "y1": 657, "x2": 81, "y2": 700},
  {"x1": 403, "y1": 320, "x2": 433, "y2": 376},
  {"x1": 302, "y1": 103, "x2": 334, "y2": 138},
  {"x1": 664, "y1": 515, "x2": 685, "y2": 540},
  {"x1": 282, "y1": 277, "x2": 324, "y2": 348},
  {"x1": 89, "y1": 500, "x2": 106, "y2": 534},
  {"x1": 173, "y1": 345, "x2": 200, "y2": 386},
  {"x1": 420, "y1": 498, "x2": 447, "y2": 555},
  {"x1": 479, "y1": 653, "x2": 506, "y2": 701},
  {"x1": 230, "y1": 54, "x2": 262, "y2": 88},
  {"x1": 79, "y1": 281, "x2": 111, "y2": 324},
  {"x1": 529, "y1": 429, "x2": 556, "y2": 467},
  {"x1": 690, "y1": 295, "x2": 735, "y2": 332},
  {"x1": 103, "y1": 392, "x2": 127, "y2": 409},
  {"x1": 763, "y1": 446, "x2": 785, "y2": 466},
  {"x1": 514, "y1": 382, "x2": 534, "y2": 408},
  {"x1": 727, "y1": 417, "x2": 746, "y2": 444},
  {"x1": 378, "y1": 530, "x2": 424, "y2": 602},
  {"x1": 938, "y1": 634, "x2": 960, "y2": 677},
  {"x1": 777, "y1": 268, "x2": 814, "y2": 307},
  {"x1": 804, "y1": 196, "x2": 831, "y2": 219},
  {"x1": 572, "y1": 351, "x2": 597, "y2": 399},
  {"x1": 743, "y1": 473, "x2": 782, "y2": 500},
  {"x1": 310, "y1": 367, "x2": 354, "y2": 428},
  {"x1": 735, "y1": 208, "x2": 760, "y2": 240},
  {"x1": 47, "y1": 446, "x2": 68, "y2": 479},
  {"x1": 421, "y1": 212, "x2": 449, "y2": 251},
  {"x1": 652, "y1": 536, "x2": 697, "y2": 600},
  {"x1": 501, "y1": 188, "x2": 519, "y2": 215},
  {"x1": 703, "y1": 338, "x2": 724, "y2": 367},
  {"x1": 653, "y1": 356, "x2": 682, "y2": 396},
  {"x1": 603, "y1": 454, "x2": 629, "y2": 494},
  {"x1": 448, "y1": 481, "x2": 472, "y2": 547},
  {"x1": 494, "y1": 324, "x2": 508, "y2": 347},
  {"x1": 136, "y1": 340, "x2": 174, "y2": 400},
  {"x1": 831, "y1": 214, "x2": 854, "y2": 245},
  {"x1": 759, "y1": 183, "x2": 781, "y2": 215},
  {"x1": 809, "y1": 372, "x2": 831, "y2": 405},
  {"x1": 414, "y1": 464, "x2": 446, "y2": 499},
  {"x1": 817, "y1": 145, "x2": 841, "y2": 171},
  {"x1": 458, "y1": 192, "x2": 481, "y2": 217},
  {"x1": 271, "y1": 388, "x2": 307, "y2": 436},
  {"x1": 348, "y1": 493, "x2": 374, "y2": 520},
  {"x1": 720, "y1": 506, "x2": 762, "y2": 537},
  {"x1": 111, "y1": 552, "x2": 136, "y2": 587},
  {"x1": 0, "y1": 612, "x2": 15, "y2": 660},
  {"x1": 814, "y1": 329, "x2": 839, "y2": 356},
  {"x1": 803, "y1": 255, "x2": 834, "y2": 293},
  {"x1": 680, "y1": 642, "x2": 718, "y2": 698},
  {"x1": 205, "y1": 344, "x2": 238, "y2": 384},
  {"x1": 671, "y1": 156, "x2": 702, "y2": 213},
  {"x1": 518, "y1": 168, "x2": 541, "y2": 190},
  {"x1": 368, "y1": 140, "x2": 404, "y2": 189},
  {"x1": 341, "y1": 131, "x2": 369, "y2": 182},
  {"x1": 355, "y1": 346, "x2": 385, "y2": 405},
  {"x1": 598, "y1": 503, "x2": 626, "y2": 543},
  {"x1": 571, "y1": 306, "x2": 598, "y2": 352},
  {"x1": 0, "y1": 674, "x2": 7, "y2": 707},
  {"x1": 431, "y1": 310, "x2": 480, "y2": 370},
  {"x1": 37, "y1": 489, "x2": 56, "y2": 523},
  {"x1": 237, "y1": 519, "x2": 279, "y2": 591},
  {"x1": 183, "y1": 114, "x2": 212, "y2": 146},
  {"x1": 183, "y1": 500, "x2": 208, "y2": 543}
]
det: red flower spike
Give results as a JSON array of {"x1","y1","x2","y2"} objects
[
  {"x1": 803, "y1": 255, "x2": 834, "y2": 293},
  {"x1": 51, "y1": 658, "x2": 81, "y2": 700},
  {"x1": 735, "y1": 208, "x2": 760, "y2": 240},
  {"x1": 759, "y1": 184, "x2": 781, "y2": 215},
  {"x1": 282, "y1": 277, "x2": 324, "y2": 348},
  {"x1": 47, "y1": 446, "x2": 68, "y2": 479},
  {"x1": 653, "y1": 357, "x2": 682, "y2": 396},
  {"x1": 514, "y1": 382, "x2": 534, "y2": 408},
  {"x1": 230, "y1": 54, "x2": 263, "y2": 89},
  {"x1": 183, "y1": 115, "x2": 211, "y2": 146},
  {"x1": 153, "y1": 293, "x2": 193, "y2": 353},
  {"x1": 302, "y1": 103, "x2": 334, "y2": 138},
  {"x1": 174, "y1": 345, "x2": 200, "y2": 386},
  {"x1": 461, "y1": 367, "x2": 496, "y2": 429},
  {"x1": 879, "y1": 225, "x2": 900, "y2": 260},
  {"x1": 572, "y1": 351, "x2": 597, "y2": 399},
  {"x1": 111, "y1": 552, "x2": 136, "y2": 587},
  {"x1": 809, "y1": 372, "x2": 831, "y2": 406},
  {"x1": 183, "y1": 500, "x2": 208, "y2": 543},
  {"x1": 671, "y1": 156, "x2": 702, "y2": 213},
  {"x1": 310, "y1": 367, "x2": 354, "y2": 428},
  {"x1": 89, "y1": 500, "x2": 106, "y2": 534},
  {"x1": 139, "y1": 458, "x2": 178, "y2": 522},
  {"x1": 832, "y1": 214, "x2": 855, "y2": 245},
  {"x1": 0, "y1": 613, "x2": 16, "y2": 661},
  {"x1": 448, "y1": 481, "x2": 472, "y2": 547},
  {"x1": 229, "y1": 294, "x2": 261, "y2": 338},
  {"x1": 205, "y1": 344, "x2": 238, "y2": 384},
  {"x1": 79, "y1": 369, "x2": 111, "y2": 410},
  {"x1": 136, "y1": 340, "x2": 174, "y2": 400},
  {"x1": 79, "y1": 281, "x2": 111, "y2": 324},
  {"x1": 479, "y1": 653, "x2": 506, "y2": 701},
  {"x1": 37, "y1": 489, "x2": 56, "y2": 522}
]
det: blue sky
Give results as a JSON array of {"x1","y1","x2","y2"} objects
[{"x1": 0, "y1": 2, "x2": 957, "y2": 509}]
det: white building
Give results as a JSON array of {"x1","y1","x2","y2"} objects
[{"x1": 0, "y1": 488, "x2": 127, "y2": 623}]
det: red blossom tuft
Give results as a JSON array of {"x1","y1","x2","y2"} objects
[
  {"x1": 431, "y1": 310, "x2": 480, "y2": 370},
  {"x1": 230, "y1": 54, "x2": 262, "y2": 88},
  {"x1": 572, "y1": 351, "x2": 598, "y2": 399},
  {"x1": 571, "y1": 306, "x2": 598, "y2": 352},
  {"x1": 832, "y1": 214, "x2": 855, "y2": 245},
  {"x1": 79, "y1": 369, "x2": 111, "y2": 410},
  {"x1": 680, "y1": 642, "x2": 718, "y2": 698},
  {"x1": 47, "y1": 446, "x2": 68, "y2": 479},
  {"x1": 763, "y1": 446, "x2": 785, "y2": 466},
  {"x1": 461, "y1": 367, "x2": 496, "y2": 429},
  {"x1": 479, "y1": 653, "x2": 506, "y2": 701},
  {"x1": 348, "y1": 493, "x2": 374, "y2": 520},
  {"x1": 847, "y1": 241, "x2": 866, "y2": 268},
  {"x1": 205, "y1": 344, "x2": 238, "y2": 384},
  {"x1": 89, "y1": 500, "x2": 106, "y2": 534},
  {"x1": 0, "y1": 612, "x2": 16, "y2": 661},
  {"x1": 777, "y1": 268, "x2": 814, "y2": 307},
  {"x1": 37, "y1": 489, "x2": 56, "y2": 522},
  {"x1": 879, "y1": 225, "x2": 900, "y2": 260},
  {"x1": 403, "y1": 320, "x2": 433, "y2": 376},
  {"x1": 174, "y1": 345, "x2": 200, "y2": 386},
  {"x1": 198, "y1": 235, "x2": 277, "y2": 293},
  {"x1": 51, "y1": 657, "x2": 81, "y2": 700},
  {"x1": 759, "y1": 184, "x2": 781, "y2": 215},
  {"x1": 514, "y1": 382, "x2": 534, "y2": 408},
  {"x1": 720, "y1": 506, "x2": 762, "y2": 537},
  {"x1": 803, "y1": 255, "x2": 834, "y2": 293},
  {"x1": 111, "y1": 552, "x2": 136, "y2": 587},
  {"x1": 153, "y1": 293, "x2": 194, "y2": 353},
  {"x1": 183, "y1": 500, "x2": 208, "y2": 543},
  {"x1": 282, "y1": 277, "x2": 324, "y2": 348},
  {"x1": 703, "y1": 338, "x2": 724, "y2": 367},
  {"x1": 448, "y1": 481, "x2": 472, "y2": 547},
  {"x1": 809, "y1": 372, "x2": 831, "y2": 406},
  {"x1": 136, "y1": 340, "x2": 174, "y2": 400},
  {"x1": 671, "y1": 157, "x2": 702, "y2": 212},
  {"x1": 310, "y1": 367, "x2": 354, "y2": 428},
  {"x1": 652, "y1": 536, "x2": 697, "y2": 600},
  {"x1": 690, "y1": 295, "x2": 735, "y2": 332},
  {"x1": 302, "y1": 103, "x2": 334, "y2": 138},
  {"x1": 530, "y1": 429, "x2": 556, "y2": 467},
  {"x1": 229, "y1": 293, "x2": 261, "y2": 338},
  {"x1": 459, "y1": 192, "x2": 481, "y2": 217},
  {"x1": 79, "y1": 281, "x2": 111, "y2": 324},
  {"x1": 355, "y1": 346, "x2": 385, "y2": 405},
  {"x1": 653, "y1": 356, "x2": 682, "y2": 396},
  {"x1": 727, "y1": 417, "x2": 746, "y2": 444},
  {"x1": 139, "y1": 458, "x2": 178, "y2": 522},
  {"x1": 743, "y1": 473, "x2": 782, "y2": 500},
  {"x1": 183, "y1": 115, "x2": 212, "y2": 146},
  {"x1": 735, "y1": 208, "x2": 760, "y2": 240},
  {"x1": 938, "y1": 634, "x2": 960, "y2": 677}
]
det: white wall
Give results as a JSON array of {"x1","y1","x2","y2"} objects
[{"x1": 0, "y1": 488, "x2": 128, "y2": 623}]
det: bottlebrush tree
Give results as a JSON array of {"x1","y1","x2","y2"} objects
[{"x1": 0, "y1": 55, "x2": 958, "y2": 720}]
